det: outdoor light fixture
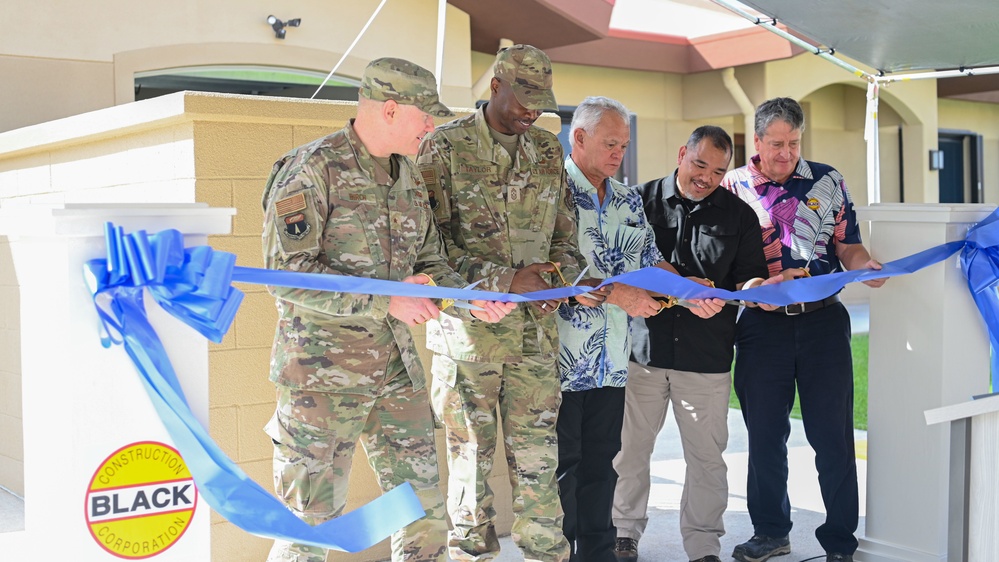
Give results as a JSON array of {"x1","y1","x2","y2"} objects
[
  {"x1": 929, "y1": 149, "x2": 945, "y2": 170},
  {"x1": 267, "y1": 15, "x2": 301, "y2": 39}
]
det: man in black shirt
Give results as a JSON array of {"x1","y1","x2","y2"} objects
[{"x1": 612, "y1": 126, "x2": 769, "y2": 562}]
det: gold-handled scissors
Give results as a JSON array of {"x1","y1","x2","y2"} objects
[
  {"x1": 415, "y1": 274, "x2": 484, "y2": 310},
  {"x1": 542, "y1": 262, "x2": 591, "y2": 311},
  {"x1": 653, "y1": 280, "x2": 739, "y2": 314},
  {"x1": 653, "y1": 295, "x2": 742, "y2": 314}
]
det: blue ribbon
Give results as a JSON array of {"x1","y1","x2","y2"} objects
[
  {"x1": 84, "y1": 224, "x2": 425, "y2": 552},
  {"x1": 602, "y1": 240, "x2": 967, "y2": 306},
  {"x1": 85, "y1": 209, "x2": 999, "y2": 551}
]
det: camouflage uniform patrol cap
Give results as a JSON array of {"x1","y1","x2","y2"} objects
[
  {"x1": 359, "y1": 57, "x2": 454, "y2": 117},
  {"x1": 493, "y1": 44, "x2": 558, "y2": 112}
]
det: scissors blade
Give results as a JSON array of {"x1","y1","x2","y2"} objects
[
  {"x1": 676, "y1": 298, "x2": 742, "y2": 308},
  {"x1": 568, "y1": 265, "x2": 606, "y2": 303},
  {"x1": 451, "y1": 279, "x2": 486, "y2": 310},
  {"x1": 659, "y1": 296, "x2": 741, "y2": 309}
]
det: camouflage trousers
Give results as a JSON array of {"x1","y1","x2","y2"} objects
[
  {"x1": 265, "y1": 376, "x2": 447, "y2": 562},
  {"x1": 430, "y1": 353, "x2": 570, "y2": 562}
]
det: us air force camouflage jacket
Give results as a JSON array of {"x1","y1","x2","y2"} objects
[
  {"x1": 416, "y1": 106, "x2": 585, "y2": 363},
  {"x1": 262, "y1": 121, "x2": 467, "y2": 394}
]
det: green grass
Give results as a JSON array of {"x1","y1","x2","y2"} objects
[{"x1": 728, "y1": 333, "x2": 870, "y2": 431}]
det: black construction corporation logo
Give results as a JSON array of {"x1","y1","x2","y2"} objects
[{"x1": 85, "y1": 442, "x2": 198, "y2": 559}]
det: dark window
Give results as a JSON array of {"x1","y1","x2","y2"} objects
[{"x1": 134, "y1": 66, "x2": 359, "y2": 102}]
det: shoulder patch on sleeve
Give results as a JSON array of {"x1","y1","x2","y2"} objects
[
  {"x1": 275, "y1": 192, "x2": 307, "y2": 217},
  {"x1": 419, "y1": 164, "x2": 441, "y2": 211},
  {"x1": 419, "y1": 165, "x2": 438, "y2": 187}
]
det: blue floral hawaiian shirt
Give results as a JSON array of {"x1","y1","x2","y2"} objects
[{"x1": 556, "y1": 156, "x2": 664, "y2": 392}]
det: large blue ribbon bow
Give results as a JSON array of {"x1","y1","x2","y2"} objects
[
  {"x1": 84, "y1": 208, "x2": 999, "y2": 552},
  {"x1": 83, "y1": 223, "x2": 426, "y2": 552}
]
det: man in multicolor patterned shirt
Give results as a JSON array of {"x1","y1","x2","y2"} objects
[
  {"x1": 557, "y1": 97, "x2": 723, "y2": 562},
  {"x1": 721, "y1": 97, "x2": 886, "y2": 562}
]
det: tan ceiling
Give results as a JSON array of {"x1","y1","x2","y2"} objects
[
  {"x1": 447, "y1": 0, "x2": 799, "y2": 73},
  {"x1": 446, "y1": 0, "x2": 999, "y2": 103}
]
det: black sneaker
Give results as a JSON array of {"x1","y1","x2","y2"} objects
[
  {"x1": 690, "y1": 556, "x2": 722, "y2": 562},
  {"x1": 614, "y1": 537, "x2": 638, "y2": 562},
  {"x1": 826, "y1": 554, "x2": 853, "y2": 562},
  {"x1": 732, "y1": 534, "x2": 791, "y2": 562}
]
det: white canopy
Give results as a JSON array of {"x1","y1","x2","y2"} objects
[{"x1": 735, "y1": 0, "x2": 999, "y2": 74}]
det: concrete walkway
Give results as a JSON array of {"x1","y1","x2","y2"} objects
[{"x1": 485, "y1": 416, "x2": 868, "y2": 562}]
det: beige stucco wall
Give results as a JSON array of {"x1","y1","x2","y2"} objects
[
  {"x1": 0, "y1": 91, "x2": 562, "y2": 561},
  {"x1": 550, "y1": 61, "x2": 690, "y2": 183},
  {"x1": 1, "y1": 0, "x2": 975, "y2": 214},
  {"x1": 0, "y1": 0, "x2": 473, "y2": 133}
]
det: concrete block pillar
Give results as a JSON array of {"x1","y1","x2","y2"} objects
[
  {"x1": 856, "y1": 203, "x2": 993, "y2": 562},
  {"x1": 0, "y1": 203, "x2": 233, "y2": 560}
]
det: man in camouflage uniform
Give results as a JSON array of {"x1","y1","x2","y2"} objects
[
  {"x1": 261, "y1": 58, "x2": 515, "y2": 562},
  {"x1": 416, "y1": 45, "x2": 600, "y2": 562}
]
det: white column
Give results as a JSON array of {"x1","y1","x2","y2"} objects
[
  {"x1": 856, "y1": 203, "x2": 993, "y2": 562},
  {"x1": 0, "y1": 204, "x2": 233, "y2": 560},
  {"x1": 926, "y1": 394, "x2": 999, "y2": 561}
]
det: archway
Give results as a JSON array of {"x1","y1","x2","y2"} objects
[{"x1": 799, "y1": 81, "x2": 922, "y2": 206}]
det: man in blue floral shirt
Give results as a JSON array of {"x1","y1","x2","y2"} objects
[{"x1": 556, "y1": 97, "x2": 722, "y2": 562}]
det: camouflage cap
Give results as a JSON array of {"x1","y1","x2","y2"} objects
[
  {"x1": 493, "y1": 45, "x2": 558, "y2": 112},
  {"x1": 359, "y1": 57, "x2": 454, "y2": 117}
]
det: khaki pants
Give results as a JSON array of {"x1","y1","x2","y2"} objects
[{"x1": 612, "y1": 362, "x2": 731, "y2": 561}]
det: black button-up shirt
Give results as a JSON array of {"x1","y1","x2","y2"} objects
[{"x1": 631, "y1": 171, "x2": 767, "y2": 373}]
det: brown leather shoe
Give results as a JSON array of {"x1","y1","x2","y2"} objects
[{"x1": 614, "y1": 537, "x2": 638, "y2": 562}]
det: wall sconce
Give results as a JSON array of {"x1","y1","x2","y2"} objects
[
  {"x1": 928, "y1": 149, "x2": 945, "y2": 170},
  {"x1": 267, "y1": 15, "x2": 301, "y2": 39}
]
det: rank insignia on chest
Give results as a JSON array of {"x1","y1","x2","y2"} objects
[
  {"x1": 508, "y1": 185, "x2": 522, "y2": 203},
  {"x1": 283, "y1": 212, "x2": 311, "y2": 240}
]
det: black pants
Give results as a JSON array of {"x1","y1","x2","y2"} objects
[
  {"x1": 734, "y1": 303, "x2": 859, "y2": 555},
  {"x1": 557, "y1": 386, "x2": 626, "y2": 562}
]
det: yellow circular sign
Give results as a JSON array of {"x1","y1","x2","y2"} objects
[
  {"x1": 806, "y1": 197, "x2": 821, "y2": 211},
  {"x1": 85, "y1": 442, "x2": 198, "y2": 559}
]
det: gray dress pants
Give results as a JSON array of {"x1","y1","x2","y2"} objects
[{"x1": 612, "y1": 362, "x2": 731, "y2": 560}]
